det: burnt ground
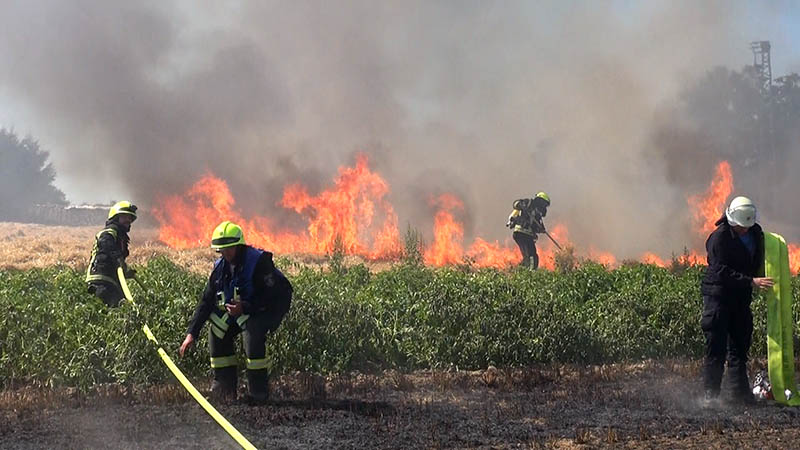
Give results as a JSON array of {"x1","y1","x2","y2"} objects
[{"x1": 2, "y1": 360, "x2": 800, "y2": 449}]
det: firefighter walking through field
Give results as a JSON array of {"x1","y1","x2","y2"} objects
[
  {"x1": 507, "y1": 192, "x2": 550, "y2": 268},
  {"x1": 179, "y1": 221, "x2": 292, "y2": 404},
  {"x1": 701, "y1": 196, "x2": 773, "y2": 407},
  {"x1": 86, "y1": 201, "x2": 138, "y2": 307}
]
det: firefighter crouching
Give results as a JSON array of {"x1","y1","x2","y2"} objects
[
  {"x1": 179, "y1": 221, "x2": 292, "y2": 405},
  {"x1": 86, "y1": 201, "x2": 138, "y2": 307}
]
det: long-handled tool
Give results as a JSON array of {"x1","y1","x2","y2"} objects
[{"x1": 543, "y1": 230, "x2": 562, "y2": 251}]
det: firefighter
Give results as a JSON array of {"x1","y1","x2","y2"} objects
[
  {"x1": 86, "y1": 201, "x2": 138, "y2": 307},
  {"x1": 701, "y1": 196, "x2": 773, "y2": 407},
  {"x1": 506, "y1": 192, "x2": 550, "y2": 268},
  {"x1": 179, "y1": 221, "x2": 292, "y2": 405}
]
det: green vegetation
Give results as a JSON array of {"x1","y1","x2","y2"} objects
[{"x1": 1, "y1": 257, "x2": 796, "y2": 390}]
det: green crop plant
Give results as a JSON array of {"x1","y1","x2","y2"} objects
[{"x1": 1, "y1": 256, "x2": 797, "y2": 389}]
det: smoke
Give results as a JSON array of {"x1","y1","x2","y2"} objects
[{"x1": 1, "y1": 1, "x2": 797, "y2": 257}]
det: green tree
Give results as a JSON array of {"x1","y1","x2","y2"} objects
[{"x1": 0, "y1": 128, "x2": 66, "y2": 220}]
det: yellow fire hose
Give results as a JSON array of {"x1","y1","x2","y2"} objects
[
  {"x1": 764, "y1": 233, "x2": 800, "y2": 406},
  {"x1": 117, "y1": 267, "x2": 258, "y2": 450}
]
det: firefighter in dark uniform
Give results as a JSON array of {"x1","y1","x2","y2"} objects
[
  {"x1": 179, "y1": 221, "x2": 292, "y2": 404},
  {"x1": 86, "y1": 201, "x2": 138, "y2": 307},
  {"x1": 701, "y1": 196, "x2": 773, "y2": 407},
  {"x1": 506, "y1": 192, "x2": 550, "y2": 269}
]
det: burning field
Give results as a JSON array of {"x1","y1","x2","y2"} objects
[
  {"x1": 3, "y1": 155, "x2": 799, "y2": 274},
  {"x1": 152, "y1": 156, "x2": 797, "y2": 272},
  {"x1": 2, "y1": 140, "x2": 800, "y2": 450}
]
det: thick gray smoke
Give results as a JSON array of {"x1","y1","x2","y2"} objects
[{"x1": 1, "y1": 1, "x2": 798, "y2": 257}]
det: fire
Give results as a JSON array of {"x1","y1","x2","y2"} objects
[
  {"x1": 688, "y1": 161, "x2": 733, "y2": 234},
  {"x1": 466, "y1": 238, "x2": 520, "y2": 268},
  {"x1": 153, "y1": 155, "x2": 402, "y2": 258},
  {"x1": 587, "y1": 247, "x2": 617, "y2": 267},
  {"x1": 641, "y1": 252, "x2": 667, "y2": 267},
  {"x1": 424, "y1": 194, "x2": 465, "y2": 266},
  {"x1": 789, "y1": 244, "x2": 800, "y2": 274},
  {"x1": 153, "y1": 155, "x2": 798, "y2": 273},
  {"x1": 536, "y1": 224, "x2": 570, "y2": 270}
]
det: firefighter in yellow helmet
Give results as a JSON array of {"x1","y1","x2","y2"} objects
[
  {"x1": 86, "y1": 201, "x2": 138, "y2": 307},
  {"x1": 506, "y1": 192, "x2": 550, "y2": 268},
  {"x1": 179, "y1": 221, "x2": 292, "y2": 405}
]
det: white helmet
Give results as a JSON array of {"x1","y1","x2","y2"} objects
[{"x1": 726, "y1": 196, "x2": 757, "y2": 228}]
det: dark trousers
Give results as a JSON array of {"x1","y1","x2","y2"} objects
[
  {"x1": 513, "y1": 232, "x2": 538, "y2": 269},
  {"x1": 209, "y1": 312, "x2": 284, "y2": 398},
  {"x1": 88, "y1": 281, "x2": 125, "y2": 307},
  {"x1": 701, "y1": 294, "x2": 753, "y2": 397}
]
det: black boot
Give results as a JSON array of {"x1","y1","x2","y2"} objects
[
  {"x1": 210, "y1": 366, "x2": 237, "y2": 403},
  {"x1": 727, "y1": 366, "x2": 755, "y2": 406},
  {"x1": 243, "y1": 369, "x2": 269, "y2": 405}
]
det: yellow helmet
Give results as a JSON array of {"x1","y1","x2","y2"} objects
[
  {"x1": 211, "y1": 221, "x2": 245, "y2": 249},
  {"x1": 535, "y1": 192, "x2": 551, "y2": 205},
  {"x1": 108, "y1": 201, "x2": 138, "y2": 220}
]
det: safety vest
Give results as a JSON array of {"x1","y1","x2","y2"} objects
[
  {"x1": 85, "y1": 227, "x2": 120, "y2": 285},
  {"x1": 209, "y1": 246, "x2": 263, "y2": 335}
]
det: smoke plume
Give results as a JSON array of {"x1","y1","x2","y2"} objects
[{"x1": 1, "y1": 1, "x2": 798, "y2": 258}]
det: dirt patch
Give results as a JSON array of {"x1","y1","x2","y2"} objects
[{"x1": 2, "y1": 362, "x2": 799, "y2": 449}]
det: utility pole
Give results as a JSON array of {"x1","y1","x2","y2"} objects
[
  {"x1": 750, "y1": 41, "x2": 772, "y2": 94},
  {"x1": 750, "y1": 41, "x2": 776, "y2": 217}
]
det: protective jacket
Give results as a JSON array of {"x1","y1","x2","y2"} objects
[
  {"x1": 701, "y1": 216, "x2": 765, "y2": 298},
  {"x1": 86, "y1": 219, "x2": 131, "y2": 287},
  {"x1": 187, "y1": 245, "x2": 292, "y2": 338},
  {"x1": 508, "y1": 197, "x2": 547, "y2": 236}
]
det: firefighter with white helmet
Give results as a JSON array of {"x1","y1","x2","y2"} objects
[{"x1": 700, "y1": 196, "x2": 774, "y2": 407}]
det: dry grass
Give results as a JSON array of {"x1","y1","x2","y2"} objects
[{"x1": 0, "y1": 222, "x2": 398, "y2": 275}]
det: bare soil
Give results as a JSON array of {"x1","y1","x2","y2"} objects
[{"x1": 2, "y1": 361, "x2": 799, "y2": 449}]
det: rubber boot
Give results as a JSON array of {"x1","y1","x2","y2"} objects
[
  {"x1": 727, "y1": 365, "x2": 755, "y2": 406},
  {"x1": 243, "y1": 369, "x2": 269, "y2": 405},
  {"x1": 210, "y1": 366, "x2": 237, "y2": 403}
]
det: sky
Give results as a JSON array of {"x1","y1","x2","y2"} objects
[{"x1": 2, "y1": 1, "x2": 800, "y2": 257}]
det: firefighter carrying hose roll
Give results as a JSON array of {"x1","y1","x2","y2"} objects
[
  {"x1": 179, "y1": 221, "x2": 292, "y2": 405},
  {"x1": 700, "y1": 196, "x2": 774, "y2": 407},
  {"x1": 86, "y1": 201, "x2": 138, "y2": 307},
  {"x1": 507, "y1": 192, "x2": 550, "y2": 269}
]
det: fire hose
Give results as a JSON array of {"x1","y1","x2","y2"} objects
[
  {"x1": 116, "y1": 267, "x2": 258, "y2": 450},
  {"x1": 764, "y1": 232, "x2": 800, "y2": 406}
]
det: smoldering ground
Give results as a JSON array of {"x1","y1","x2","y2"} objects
[
  {"x1": 3, "y1": 363, "x2": 800, "y2": 449},
  {"x1": 2, "y1": 1, "x2": 800, "y2": 258}
]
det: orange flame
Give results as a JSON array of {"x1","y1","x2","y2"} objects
[
  {"x1": 154, "y1": 155, "x2": 798, "y2": 273},
  {"x1": 587, "y1": 247, "x2": 617, "y2": 267},
  {"x1": 641, "y1": 252, "x2": 667, "y2": 267},
  {"x1": 688, "y1": 161, "x2": 733, "y2": 234},
  {"x1": 789, "y1": 244, "x2": 800, "y2": 275},
  {"x1": 153, "y1": 155, "x2": 402, "y2": 258},
  {"x1": 423, "y1": 194, "x2": 465, "y2": 266},
  {"x1": 466, "y1": 238, "x2": 520, "y2": 268}
]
